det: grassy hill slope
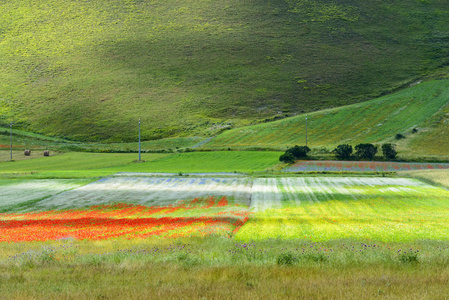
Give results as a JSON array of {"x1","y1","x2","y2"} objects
[
  {"x1": 1, "y1": 0, "x2": 448, "y2": 141},
  {"x1": 202, "y1": 79, "x2": 449, "y2": 157}
]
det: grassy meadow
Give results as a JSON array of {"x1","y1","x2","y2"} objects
[
  {"x1": 203, "y1": 80, "x2": 449, "y2": 156},
  {"x1": 0, "y1": 151, "x2": 281, "y2": 178},
  {"x1": 1, "y1": 0, "x2": 449, "y2": 141}
]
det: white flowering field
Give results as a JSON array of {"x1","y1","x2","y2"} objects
[{"x1": 29, "y1": 177, "x2": 253, "y2": 211}]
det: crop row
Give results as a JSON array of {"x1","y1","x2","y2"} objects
[
  {"x1": 0, "y1": 197, "x2": 250, "y2": 242},
  {"x1": 1, "y1": 176, "x2": 447, "y2": 242},
  {"x1": 282, "y1": 160, "x2": 449, "y2": 173},
  {"x1": 236, "y1": 177, "x2": 449, "y2": 242}
]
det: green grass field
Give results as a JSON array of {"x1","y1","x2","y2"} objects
[
  {"x1": 0, "y1": 152, "x2": 168, "y2": 178},
  {"x1": 122, "y1": 151, "x2": 282, "y2": 173},
  {"x1": 0, "y1": 151, "x2": 281, "y2": 178},
  {"x1": 1, "y1": 0, "x2": 448, "y2": 141},
  {"x1": 203, "y1": 80, "x2": 449, "y2": 155}
]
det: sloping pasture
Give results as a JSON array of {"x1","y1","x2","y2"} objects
[
  {"x1": 236, "y1": 177, "x2": 449, "y2": 242},
  {"x1": 203, "y1": 80, "x2": 449, "y2": 150}
]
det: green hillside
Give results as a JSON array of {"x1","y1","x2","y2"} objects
[
  {"x1": 202, "y1": 79, "x2": 449, "y2": 157},
  {"x1": 1, "y1": 0, "x2": 448, "y2": 141}
]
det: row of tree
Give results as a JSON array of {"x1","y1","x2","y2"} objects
[
  {"x1": 279, "y1": 143, "x2": 397, "y2": 164},
  {"x1": 333, "y1": 143, "x2": 397, "y2": 160}
]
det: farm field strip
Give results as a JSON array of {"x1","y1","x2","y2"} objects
[
  {"x1": 236, "y1": 177, "x2": 449, "y2": 242},
  {"x1": 250, "y1": 177, "x2": 431, "y2": 211},
  {"x1": 0, "y1": 198, "x2": 250, "y2": 242},
  {"x1": 26, "y1": 177, "x2": 253, "y2": 211},
  {"x1": 283, "y1": 160, "x2": 449, "y2": 173},
  {"x1": 0, "y1": 179, "x2": 92, "y2": 210},
  {"x1": 2, "y1": 175, "x2": 447, "y2": 242}
]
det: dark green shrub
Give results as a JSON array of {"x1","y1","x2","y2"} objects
[
  {"x1": 398, "y1": 252, "x2": 419, "y2": 264},
  {"x1": 277, "y1": 252, "x2": 296, "y2": 265},
  {"x1": 333, "y1": 144, "x2": 353, "y2": 160},
  {"x1": 279, "y1": 152, "x2": 295, "y2": 164},
  {"x1": 382, "y1": 143, "x2": 397, "y2": 160},
  {"x1": 286, "y1": 145, "x2": 311, "y2": 159},
  {"x1": 355, "y1": 143, "x2": 377, "y2": 160},
  {"x1": 395, "y1": 133, "x2": 406, "y2": 140}
]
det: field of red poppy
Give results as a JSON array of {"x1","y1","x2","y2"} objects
[{"x1": 0, "y1": 197, "x2": 249, "y2": 242}]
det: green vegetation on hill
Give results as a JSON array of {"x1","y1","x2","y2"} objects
[
  {"x1": 203, "y1": 80, "x2": 449, "y2": 156},
  {"x1": 1, "y1": 0, "x2": 448, "y2": 141}
]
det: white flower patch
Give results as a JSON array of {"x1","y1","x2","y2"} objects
[
  {"x1": 0, "y1": 179, "x2": 87, "y2": 209},
  {"x1": 32, "y1": 177, "x2": 253, "y2": 210}
]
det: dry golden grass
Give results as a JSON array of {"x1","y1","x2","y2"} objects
[
  {"x1": 1, "y1": 263, "x2": 449, "y2": 299},
  {"x1": 2, "y1": 238, "x2": 449, "y2": 299},
  {"x1": 400, "y1": 169, "x2": 449, "y2": 189}
]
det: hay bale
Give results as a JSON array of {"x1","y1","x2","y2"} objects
[
  {"x1": 44, "y1": 150, "x2": 50, "y2": 156},
  {"x1": 24, "y1": 150, "x2": 31, "y2": 156}
]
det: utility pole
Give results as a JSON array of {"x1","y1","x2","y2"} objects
[
  {"x1": 138, "y1": 119, "x2": 141, "y2": 162},
  {"x1": 305, "y1": 114, "x2": 308, "y2": 147},
  {"x1": 10, "y1": 123, "x2": 13, "y2": 161}
]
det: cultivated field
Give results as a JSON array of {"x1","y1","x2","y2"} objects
[
  {"x1": 2, "y1": 175, "x2": 448, "y2": 242},
  {"x1": 283, "y1": 160, "x2": 449, "y2": 173},
  {"x1": 237, "y1": 177, "x2": 449, "y2": 242},
  {"x1": 28, "y1": 176, "x2": 252, "y2": 211},
  {"x1": 2, "y1": 173, "x2": 449, "y2": 298}
]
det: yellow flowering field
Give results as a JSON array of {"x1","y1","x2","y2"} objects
[{"x1": 236, "y1": 177, "x2": 449, "y2": 242}]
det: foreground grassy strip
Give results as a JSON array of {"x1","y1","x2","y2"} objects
[
  {"x1": 237, "y1": 177, "x2": 449, "y2": 242},
  {"x1": 1, "y1": 238, "x2": 449, "y2": 298}
]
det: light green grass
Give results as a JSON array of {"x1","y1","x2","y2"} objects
[
  {"x1": 121, "y1": 151, "x2": 282, "y2": 173},
  {"x1": 0, "y1": 152, "x2": 169, "y2": 178},
  {"x1": 0, "y1": 151, "x2": 281, "y2": 178}
]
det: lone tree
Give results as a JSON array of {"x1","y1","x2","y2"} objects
[
  {"x1": 355, "y1": 143, "x2": 377, "y2": 160},
  {"x1": 382, "y1": 143, "x2": 398, "y2": 160},
  {"x1": 286, "y1": 145, "x2": 311, "y2": 159},
  {"x1": 279, "y1": 145, "x2": 311, "y2": 164},
  {"x1": 279, "y1": 152, "x2": 295, "y2": 164},
  {"x1": 333, "y1": 144, "x2": 353, "y2": 160}
]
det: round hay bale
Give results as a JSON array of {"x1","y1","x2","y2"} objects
[
  {"x1": 44, "y1": 150, "x2": 50, "y2": 156},
  {"x1": 24, "y1": 150, "x2": 31, "y2": 156}
]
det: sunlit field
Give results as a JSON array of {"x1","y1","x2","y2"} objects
[
  {"x1": 2, "y1": 171, "x2": 449, "y2": 298},
  {"x1": 236, "y1": 177, "x2": 449, "y2": 242}
]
